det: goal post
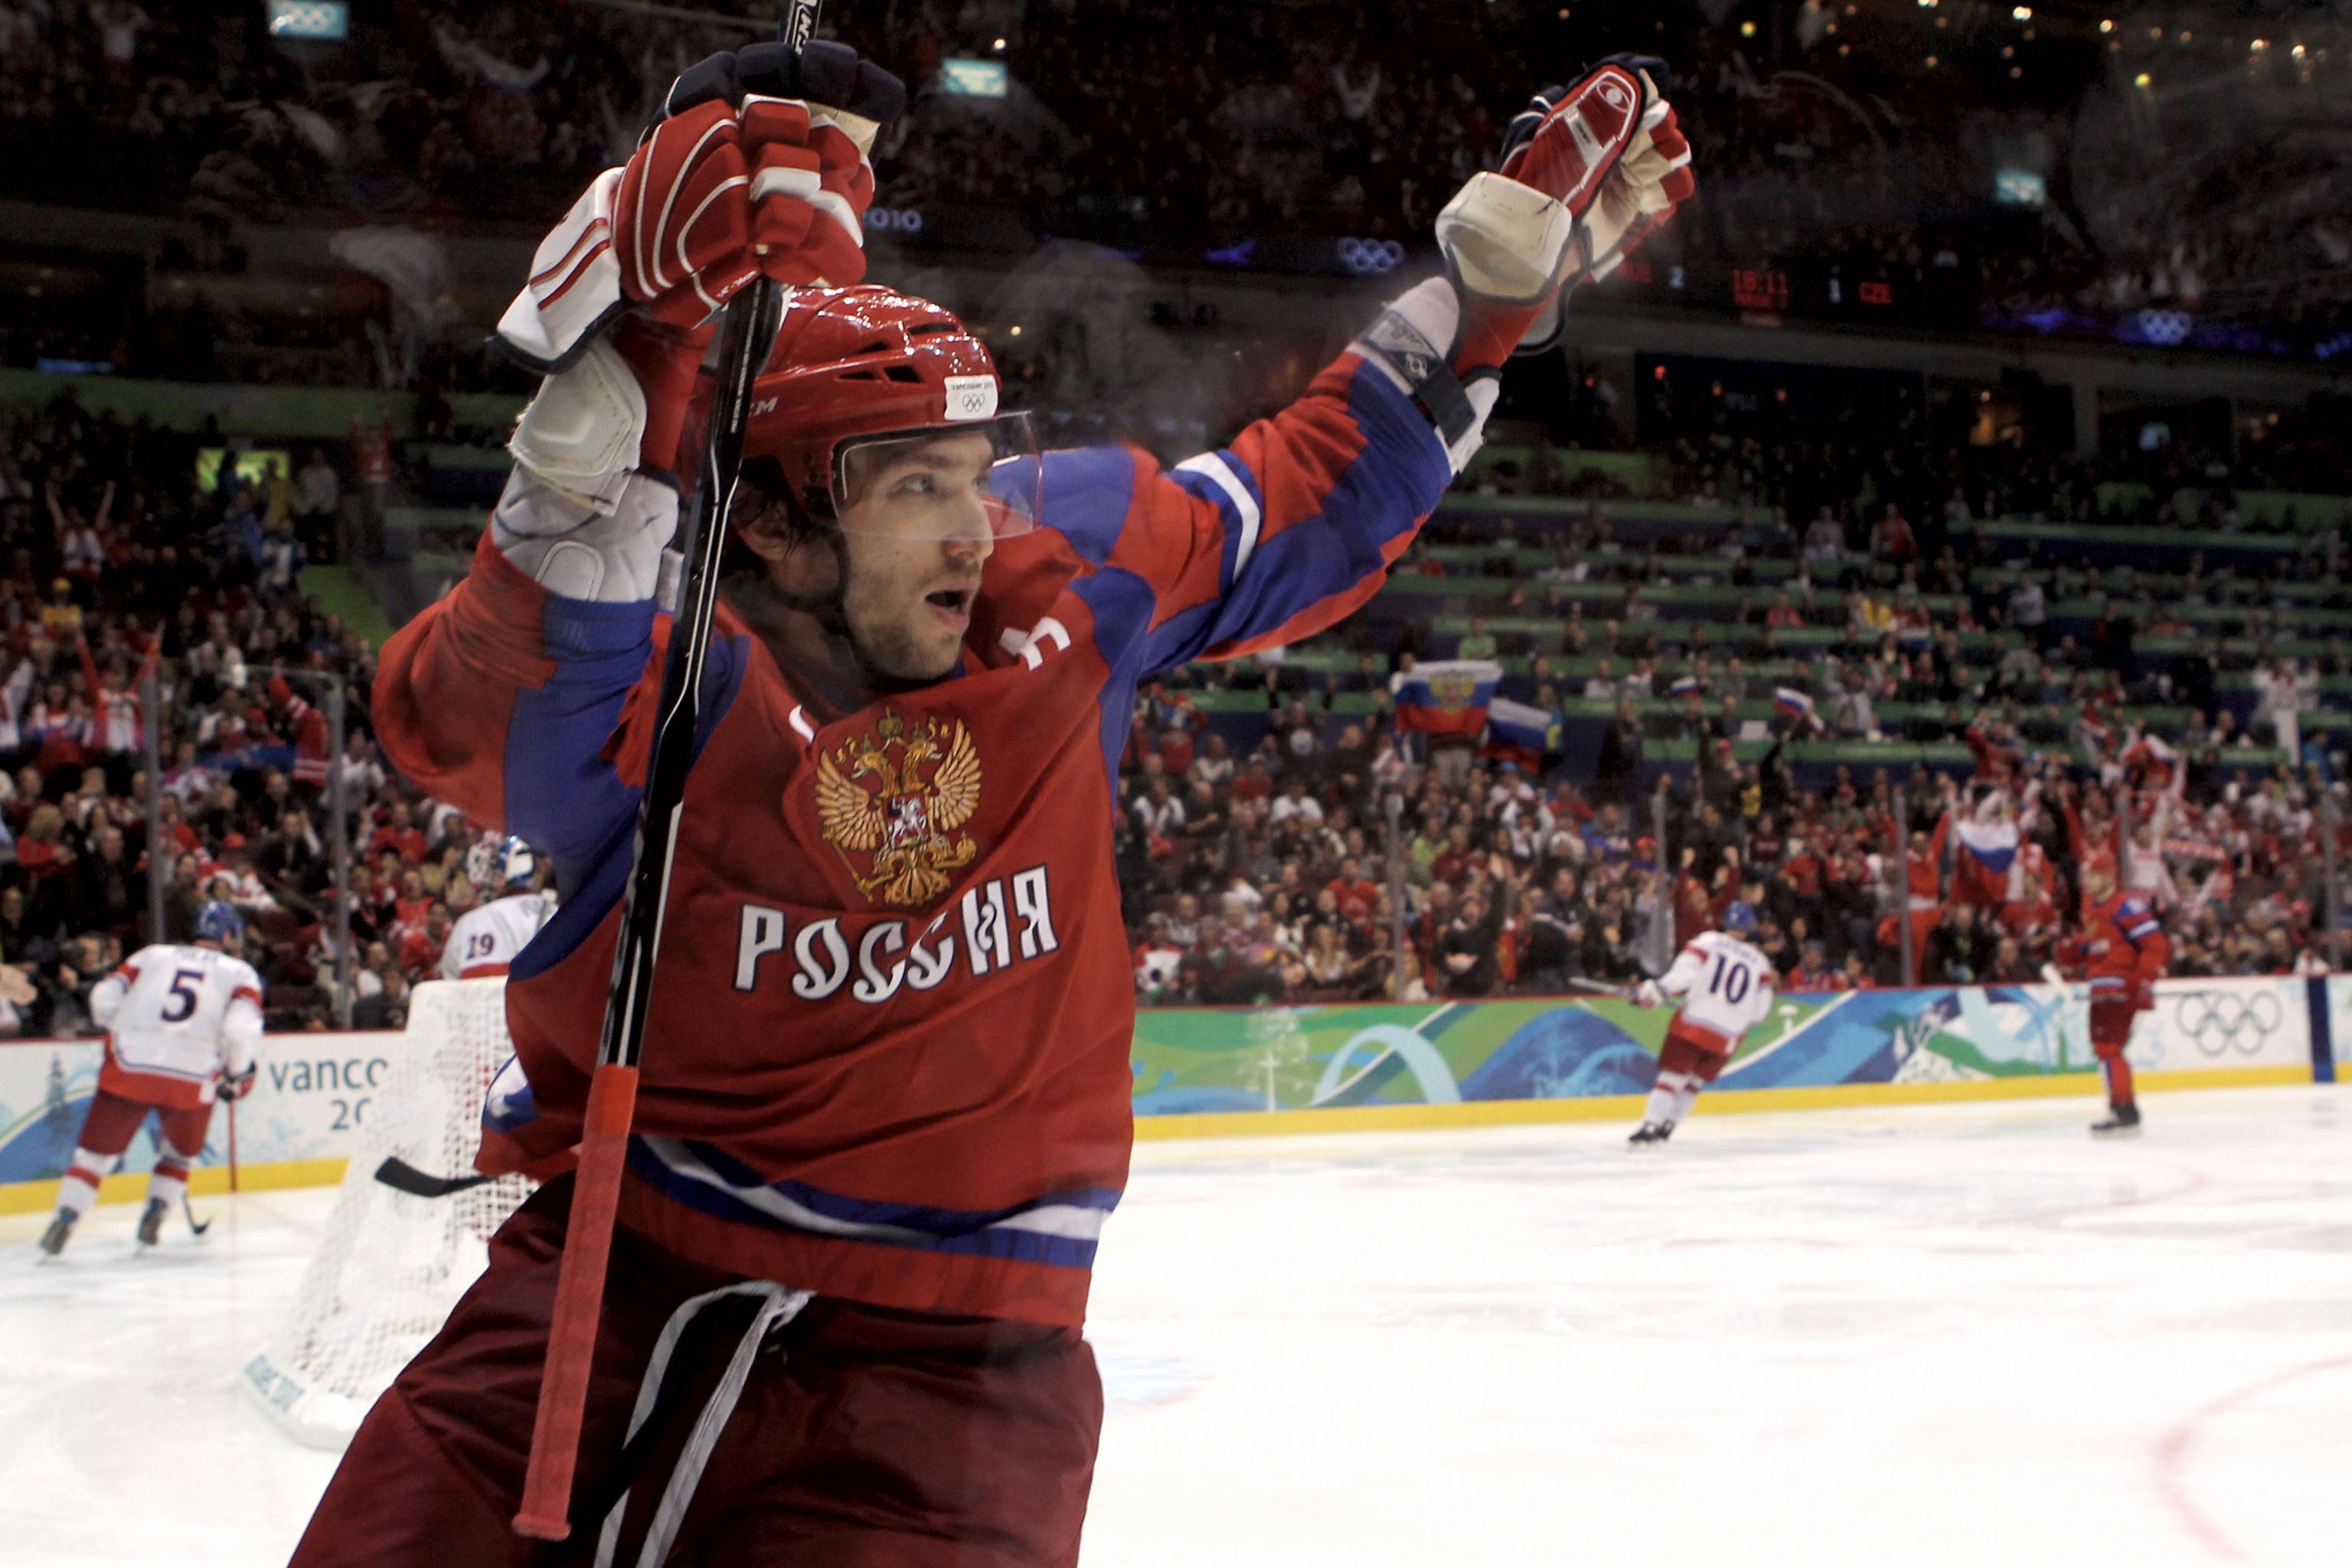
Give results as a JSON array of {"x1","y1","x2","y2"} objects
[{"x1": 244, "y1": 979, "x2": 534, "y2": 1449}]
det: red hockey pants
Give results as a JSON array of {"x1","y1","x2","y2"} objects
[
  {"x1": 289, "y1": 1177, "x2": 1102, "y2": 1568},
  {"x1": 2092, "y1": 996, "x2": 2142, "y2": 1105}
]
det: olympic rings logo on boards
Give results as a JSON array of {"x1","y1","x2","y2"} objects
[
  {"x1": 1338, "y1": 237, "x2": 1406, "y2": 276},
  {"x1": 2167, "y1": 988, "x2": 2282, "y2": 1058}
]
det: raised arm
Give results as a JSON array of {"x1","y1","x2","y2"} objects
[
  {"x1": 1051, "y1": 59, "x2": 1694, "y2": 679},
  {"x1": 379, "y1": 59, "x2": 894, "y2": 880}
]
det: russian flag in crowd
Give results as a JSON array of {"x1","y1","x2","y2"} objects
[
  {"x1": 1483, "y1": 697, "x2": 1561, "y2": 769},
  {"x1": 1949, "y1": 812, "x2": 2020, "y2": 906},
  {"x1": 1773, "y1": 686, "x2": 1814, "y2": 721},
  {"x1": 1669, "y1": 674, "x2": 1703, "y2": 698},
  {"x1": 1391, "y1": 659, "x2": 1501, "y2": 736}
]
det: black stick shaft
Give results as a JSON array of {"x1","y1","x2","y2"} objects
[{"x1": 593, "y1": 279, "x2": 779, "y2": 1073}]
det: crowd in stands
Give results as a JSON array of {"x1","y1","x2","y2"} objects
[
  {"x1": 1115, "y1": 657, "x2": 2352, "y2": 1008},
  {"x1": 0, "y1": 387, "x2": 543, "y2": 1037},
  {"x1": 3, "y1": 2, "x2": 2344, "y2": 388},
  {"x1": 3, "y1": 360, "x2": 2348, "y2": 1031},
  {"x1": 1109, "y1": 380, "x2": 2352, "y2": 1003}
]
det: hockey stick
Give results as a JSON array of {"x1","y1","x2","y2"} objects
[
  {"x1": 227, "y1": 1097, "x2": 240, "y2": 1194},
  {"x1": 182, "y1": 1194, "x2": 213, "y2": 1236},
  {"x1": 511, "y1": 5, "x2": 817, "y2": 1542},
  {"x1": 374, "y1": 1155, "x2": 493, "y2": 1199}
]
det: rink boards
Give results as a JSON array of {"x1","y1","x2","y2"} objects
[{"x1": 0, "y1": 976, "x2": 2337, "y2": 1210}]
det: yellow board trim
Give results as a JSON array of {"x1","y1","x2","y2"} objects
[
  {"x1": 0, "y1": 1158, "x2": 348, "y2": 1217},
  {"x1": 1132, "y1": 1063, "x2": 2315, "y2": 1142}
]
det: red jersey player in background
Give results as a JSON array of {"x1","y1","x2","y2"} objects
[
  {"x1": 1629, "y1": 906, "x2": 1775, "y2": 1145},
  {"x1": 2056, "y1": 858, "x2": 2168, "y2": 1135},
  {"x1": 289, "y1": 39, "x2": 1696, "y2": 1568}
]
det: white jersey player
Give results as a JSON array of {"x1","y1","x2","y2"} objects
[
  {"x1": 441, "y1": 835, "x2": 553, "y2": 980},
  {"x1": 1629, "y1": 910, "x2": 1775, "y2": 1146},
  {"x1": 41, "y1": 901, "x2": 265, "y2": 1255}
]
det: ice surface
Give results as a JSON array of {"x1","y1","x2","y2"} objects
[{"x1": 2, "y1": 1085, "x2": 2345, "y2": 1566}]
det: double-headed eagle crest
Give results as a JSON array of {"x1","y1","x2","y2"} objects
[{"x1": 813, "y1": 710, "x2": 982, "y2": 907}]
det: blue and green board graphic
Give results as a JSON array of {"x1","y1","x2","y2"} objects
[{"x1": 1130, "y1": 985, "x2": 2102, "y2": 1116}]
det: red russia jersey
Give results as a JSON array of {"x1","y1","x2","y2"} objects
[
  {"x1": 2060, "y1": 890, "x2": 2169, "y2": 1001},
  {"x1": 374, "y1": 348, "x2": 1451, "y2": 1328}
]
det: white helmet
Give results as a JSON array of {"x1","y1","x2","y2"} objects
[{"x1": 466, "y1": 834, "x2": 535, "y2": 891}]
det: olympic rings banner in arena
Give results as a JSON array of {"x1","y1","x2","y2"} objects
[{"x1": 0, "y1": 979, "x2": 2330, "y2": 1208}]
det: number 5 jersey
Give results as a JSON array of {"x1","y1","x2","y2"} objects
[{"x1": 90, "y1": 943, "x2": 266, "y2": 1109}]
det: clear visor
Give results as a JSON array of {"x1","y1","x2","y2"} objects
[{"x1": 829, "y1": 413, "x2": 1040, "y2": 541}]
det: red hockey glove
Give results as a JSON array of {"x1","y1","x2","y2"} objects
[
  {"x1": 497, "y1": 41, "x2": 903, "y2": 376},
  {"x1": 495, "y1": 41, "x2": 904, "y2": 536},
  {"x1": 1435, "y1": 60, "x2": 1655, "y2": 370},
  {"x1": 2127, "y1": 975, "x2": 2157, "y2": 1012},
  {"x1": 1357, "y1": 58, "x2": 1696, "y2": 474},
  {"x1": 612, "y1": 95, "x2": 871, "y2": 332}
]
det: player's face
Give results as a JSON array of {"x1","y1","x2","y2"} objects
[{"x1": 836, "y1": 433, "x2": 997, "y2": 681}]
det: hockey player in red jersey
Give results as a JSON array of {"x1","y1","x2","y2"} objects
[
  {"x1": 2056, "y1": 859, "x2": 2168, "y2": 1135},
  {"x1": 290, "y1": 40, "x2": 1696, "y2": 1568}
]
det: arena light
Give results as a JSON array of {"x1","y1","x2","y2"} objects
[
  {"x1": 2251, "y1": 38, "x2": 2267, "y2": 51},
  {"x1": 2099, "y1": 18, "x2": 2114, "y2": 33},
  {"x1": 2011, "y1": 5, "x2": 2030, "y2": 19},
  {"x1": 2134, "y1": 71, "x2": 2153, "y2": 89}
]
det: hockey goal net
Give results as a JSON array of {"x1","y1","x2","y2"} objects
[{"x1": 244, "y1": 978, "x2": 534, "y2": 1448}]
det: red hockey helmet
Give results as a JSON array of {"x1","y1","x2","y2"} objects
[{"x1": 740, "y1": 284, "x2": 1039, "y2": 539}]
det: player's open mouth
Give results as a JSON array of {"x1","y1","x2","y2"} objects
[{"x1": 926, "y1": 587, "x2": 975, "y2": 616}]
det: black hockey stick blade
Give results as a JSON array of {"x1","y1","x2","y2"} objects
[
  {"x1": 374, "y1": 1156, "x2": 494, "y2": 1198},
  {"x1": 182, "y1": 1194, "x2": 212, "y2": 1236}
]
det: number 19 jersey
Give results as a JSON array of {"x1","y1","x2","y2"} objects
[
  {"x1": 1659, "y1": 930, "x2": 1776, "y2": 1051},
  {"x1": 96, "y1": 943, "x2": 266, "y2": 1109}
]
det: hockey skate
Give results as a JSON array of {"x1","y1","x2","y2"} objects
[
  {"x1": 1628, "y1": 1122, "x2": 1674, "y2": 1147},
  {"x1": 37, "y1": 1210, "x2": 74, "y2": 1257},
  {"x1": 2091, "y1": 1102, "x2": 2143, "y2": 1137},
  {"x1": 136, "y1": 1197, "x2": 168, "y2": 1248}
]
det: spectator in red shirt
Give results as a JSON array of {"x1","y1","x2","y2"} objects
[
  {"x1": 368, "y1": 799, "x2": 428, "y2": 866},
  {"x1": 1325, "y1": 857, "x2": 1379, "y2": 923}
]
